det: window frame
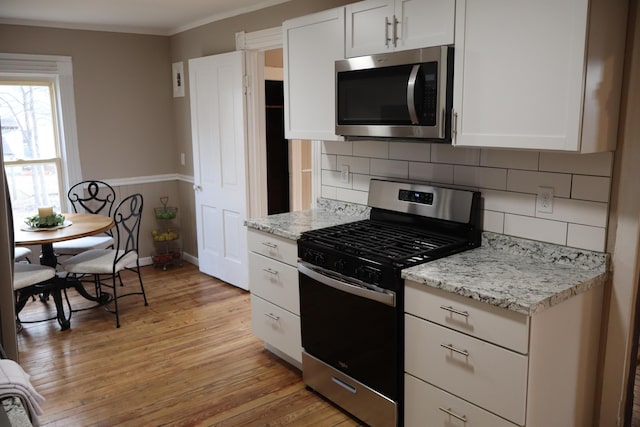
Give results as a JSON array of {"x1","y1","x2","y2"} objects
[{"x1": 0, "y1": 53, "x2": 82, "y2": 212}]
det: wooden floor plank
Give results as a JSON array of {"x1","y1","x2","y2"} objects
[{"x1": 16, "y1": 263, "x2": 362, "y2": 426}]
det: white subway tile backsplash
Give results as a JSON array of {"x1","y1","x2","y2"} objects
[
  {"x1": 480, "y1": 149, "x2": 539, "y2": 170},
  {"x1": 483, "y1": 210, "x2": 505, "y2": 233},
  {"x1": 539, "y1": 151, "x2": 613, "y2": 177},
  {"x1": 454, "y1": 166, "x2": 507, "y2": 190},
  {"x1": 322, "y1": 170, "x2": 351, "y2": 189},
  {"x1": 321, "y1": 154, "x2": 337, "y2": 170},
  {"x1": 319, "y1": 140, "x2": 612, "y2": 251},
  {"x1": 567, "y1": 224, "x2": 606, "y2": 251},
  {"x1": 482, "y1": 190, "x2": 536, "y2": 216},
  {"x1": 321, "y1": 185, "x2": 337, "y2": 199},
  {"x1": 352, "y1": 174, "x2": 373, "y2": 191},
  {"x1": 353, "y1": 140, "x2": 388, "y2": 158},
  {"x1": 572, "y1": 175, "x2": 611, "y2": 203},
  {"x1": 336, "y1": 156, "x2": 370, "y2": 175},
  {"x1": 371, "y1": 159, "x2": 409, "y2": 179},
  {"x1": 504, "y1": 214, "x2": 567, "y2": 245},
  {"x1": 322, "y1": 140, "x2": 353, "y2": 156},
  {"x1": 336, "y1": 187, "x2": 369, "y2": 205},
  {"x1": 536, "y1": 198, "x2": 608, "y2": 228},
  {"x1": 408, "y1": 162, "x2": 454, "y2": 184},
  {"x1": 389, "y1": 142, "x2": 431, "y2": 162},
  {"x1": 432, "y1": 144, "x2": 480, "y2": 165},
  {"x1": 507, "y1": 170, "x2": 572, "y2": 197}
]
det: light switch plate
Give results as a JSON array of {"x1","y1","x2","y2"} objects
[
  {"x1": 537, "y1": 186, "x2": 554, "y2": 213},
  {"x1": 340, "y1": 165, "x2": 350, "y2": 183}
]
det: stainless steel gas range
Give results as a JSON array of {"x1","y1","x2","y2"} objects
[{"x1": 297, "y1": 179, "x2": 481, "y2": 427}]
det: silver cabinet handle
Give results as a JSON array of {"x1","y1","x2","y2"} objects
[
  {"x1": 385, "y1": 16, "x2": 392, "y2": 47},
  {"x1": 438, "y1": 407, "x2": 467, "y2": 423},
  {"x1": 441, "y1": 343, "x2": 469, "y2": 357},
  {"x1": 261, "y1": 242, "x2": 278, "y2": 249},
  {"x1": 452, "y1": 110, "x2": 458, "y2": 136},
  {"x1": 263, "y1": 268, "x2": 279, "y2": 275},
  {"x1": 392, "y1": 15, "x2": 399, "y2": 47},
  {"x1": 264, "y1": 313, "x2": 279, "y2": 321},
  {"x1": 440, "y1": 305, "x2": 469, "y2": 318}
]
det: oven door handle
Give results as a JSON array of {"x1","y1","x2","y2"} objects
[{"x1": 298, "y1": 261, "x2": 396, "y2": 307}]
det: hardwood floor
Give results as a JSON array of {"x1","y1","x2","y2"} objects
[{"x1": 16, "y1": 263, "x2": 361, "y2": 426}]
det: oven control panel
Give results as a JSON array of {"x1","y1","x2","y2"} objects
[{"x1": 399, "y1": 189, "x2": 433, "y2": 205}]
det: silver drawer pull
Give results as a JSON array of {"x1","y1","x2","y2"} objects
[
  {"x1": 331, "y1": 376, "x2": 357, "y2": 394},
  {"x1": 264, "y1": 313, "x2": 280, "y2": 321},
  {"x1": 438, "y1": 407, "x2": 467, "y2": 423},
  {"x1": 261, "y1": 242, "x2": 278, "y2": 249},
  {"x1": 263, "y1": 268, "x2": 279, "y2": 275},
  {"x1": 440, "y1": 305, "x2": 469, "y2": 317},
  {"x1": 441, "y1": 343, "x2": 470, "y2": 357}
]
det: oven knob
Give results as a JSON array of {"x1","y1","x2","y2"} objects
[
  {"x1": 334, "y1": 259, "x2": 346, "y2": 272},
  {"x1": 314, "y1": 253, "x2": 325, "y2": 265}
]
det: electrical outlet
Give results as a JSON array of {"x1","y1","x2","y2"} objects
[
  {"x1": 340, "y1": 164, "x2": 350, "y2": 183},
  {"x1": 537, "y1": 186, "x2": 554, "y2": 213}
]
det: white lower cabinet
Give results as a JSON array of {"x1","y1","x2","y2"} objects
[
  {"x1": 248, "y1": 229, "x2": 301, "y2": 365},
  {"x1": 404, "y1": 280, "x2": 604, "y2": 427},
  {"x1": 405, "y1": 374, "x2": 518, "y2": 427}
]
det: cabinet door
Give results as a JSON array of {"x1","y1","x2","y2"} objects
[
  {"x1": 346, "y1": 0, "x2": 394, "y2": 57},
  {"x1": 347, "y1": 0, "x2": 455, "y2": 57},
  {"x1": 395, "y1": 0, "x2": 455, "y2": 51},
  {"x1": 283, "y1": 8, "x2": 345, "y2": 141},
  {"x1": 452, "y1": 0, "x2": 588, "y2": 151}
]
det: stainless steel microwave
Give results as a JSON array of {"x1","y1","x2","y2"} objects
[{"x1": 335, "y1": 46, "x2": 453, "y2": 142}]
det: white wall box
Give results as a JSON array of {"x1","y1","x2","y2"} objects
[
  {"x1": 283, "y1": 7, "x2": 345, "y2": 141},
  {"x1": 404, "y1": 280, "x2": 604, "y2": 426},
  {"x1": 248, "y1": 229, "x2": 302, "y2": 366},
  {"x1": 452, "y1": 0, "x2": 628, "y2": 152},
  {"x1": 345, "y1": 0, "x2": 455, "y2": 57}
]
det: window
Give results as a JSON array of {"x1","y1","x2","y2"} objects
[
  {"x1": 0, "y1": 53, "x2": 82, "y2": 222},
  {"x1": 1, "y1": 80, "x2": 63, "y2": 220}
]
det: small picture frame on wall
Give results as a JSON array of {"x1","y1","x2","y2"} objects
[{"x1": 172, "y1": 61, "x2": 185, "y2": 98}]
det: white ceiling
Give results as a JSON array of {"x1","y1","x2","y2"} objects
[{"x1": 0, "y1": 0, "x2": 291, "y2": 36}]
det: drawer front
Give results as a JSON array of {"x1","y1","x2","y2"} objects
[
  {"x1": 249, "y1": 252, "x2": 299, "y2": 315},
  {"x1": 405, "y1": 280, "x2": 529, "y2": 354},
  {"x1": 405, "y1": 374, "x2": 518, "y2": 427},
  {"x1": 405, "y1": 315, "x2": 528, "y2": 425},
  {"x1": 251, "y1": 294, "x2": 302, "y2": 363},
  {"x1": 247, "y1": 229, "x2": 298, "y2": 266}
]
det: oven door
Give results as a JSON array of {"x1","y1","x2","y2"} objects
[{"x1": 298, "y1": 261, "x2": 398, "y2": 400}]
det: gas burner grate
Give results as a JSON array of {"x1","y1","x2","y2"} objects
[{"x1": 302, "y1": 220, "x2": 466, "y2": 268}]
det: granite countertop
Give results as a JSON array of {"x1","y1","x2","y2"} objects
[
  {"x1": 402, "y1": 232, "x2": 609, "y2": 316},
  {"x1": 244, "y1": 199, "x2": 369, "y2": 240},
  {"x1": 246, "y1": 201, "x2": 609, "y2": 317}
]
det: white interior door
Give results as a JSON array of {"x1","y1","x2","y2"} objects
[{"x1": 189, "y1": 51, "x2": 249, "y2": 290}]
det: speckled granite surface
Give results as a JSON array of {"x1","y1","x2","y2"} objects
[
  {"x1": 402, "y1": 232, "x2": 609, "y2": 316},
  {"x1": 244, "y1": 200, "x2": 368, "y2": 241}
]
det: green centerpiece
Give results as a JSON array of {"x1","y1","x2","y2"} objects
[{"x1": 24, "y1": 212, "x2": 65, "y2": 228}]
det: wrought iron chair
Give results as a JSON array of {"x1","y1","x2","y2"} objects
[
  {"x1": 14, "y1": 247, "x2": 32, "y2": 263},
  {"x1": 52, "y1": 180, "x2": 116, "y2": 256},
  {"x1": 61, "y1": 193, "x2": 148, "y2": 328}
]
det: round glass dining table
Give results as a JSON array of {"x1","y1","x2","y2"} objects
[{"x1": 14, "y1": 213, "x2": 115, "y2": 330}]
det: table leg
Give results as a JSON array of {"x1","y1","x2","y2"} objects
[
  {"x1": 39, "y1": 243, "x2": 57, "y2": 268},
  {"x1": 50, "y1": 286, "x2": 70, "y2": 331}
]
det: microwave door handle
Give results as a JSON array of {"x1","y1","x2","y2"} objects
[
  {"x1": 407, "y1": 64, "x2": 420, "y2": 124},
  {"x1": 438, "y1": 46, "x2": 449, "y2": 139}
]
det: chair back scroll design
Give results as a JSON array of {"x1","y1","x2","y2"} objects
[
  {"x1": 113, "y1": 193, "x2": 143, "y2": 268},
  {"x1": 68, "y1": 180, "x2": 116, "y2": 216}
]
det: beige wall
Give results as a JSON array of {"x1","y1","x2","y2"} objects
[{"x1": 0, "y1": 24, "x2": 175, "y2": 179}]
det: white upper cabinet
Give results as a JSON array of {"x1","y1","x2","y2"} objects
[
  {"x1": 346, "y1": 0, "x2": 455, "y2": 57},
  {"x1": 452, "y1": 0, "x2": 628, "y2": 152},
  {"x1": 283, "y1": 7, "x2": 345, "y2": 141}
]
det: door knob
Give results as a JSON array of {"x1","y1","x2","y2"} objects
[{"x1": 193, "y1": 185, "x2": 202, "y2": 191}]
